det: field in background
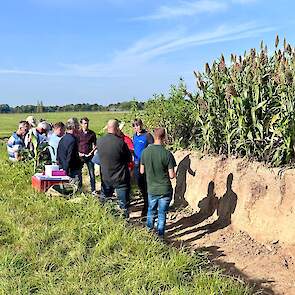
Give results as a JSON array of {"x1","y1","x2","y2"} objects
[{"x1": 0, "y1": 112, "x2": 128, "y2": 138}]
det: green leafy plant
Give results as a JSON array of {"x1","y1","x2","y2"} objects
[{"x1": 134, "y1": 36, "x2": 295, "y2": 167}]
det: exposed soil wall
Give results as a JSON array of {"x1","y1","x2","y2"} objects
[{"x1": 172, "y1": 151, "x2": 295, "y2": 246}]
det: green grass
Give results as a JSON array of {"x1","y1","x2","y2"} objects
[
  {"x1": 0, "y1": 112, "x2": 128, "y2": 138},
  {"x1": 0, "y1": 143, "x2": 252, "y2": 294}
]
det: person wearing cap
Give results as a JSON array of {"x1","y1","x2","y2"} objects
[
  {"x1": 25, "y1": 121, "x2": 51, "y2": 152},
  {"x1": 140, "y1": 128, "x2": 176, "y2": 238},
  {"x1": 76, "y1": 117, "x2": 97, "y2": 195},
  {"x1": 132, "y1": 118, "x2": 154, "y2": 217},
  {"x1": 25, "y1": 115, "x2": 37, "y2": 129},
  {"x1": 7, "y1": 121, "x2": 29, "y2": 161}
]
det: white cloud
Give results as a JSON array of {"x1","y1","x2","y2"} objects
[
  {"x1": 57, "y1": 21, "x2": 275, "y2": 78},
  {"x1": 132, "y1": 0, "x2": 227, "y2": 21},
  {"x1": 231, "y1": 0, "x2": 257, "y2": 3},
  {"x1": 114, "y1": 22, "x2": 274, "y2": 61},
  {"x1": 0, "y1": 21, "x2": 275, "y2": 79},
  {"x1": 131, "y1": 0, "x2": 258, "y2": 21}
]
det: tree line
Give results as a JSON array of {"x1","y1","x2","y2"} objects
[{"x1": 0, "y1": 100, "x2": 144, "y2": 113}]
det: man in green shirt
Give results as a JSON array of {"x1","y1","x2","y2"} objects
[{"x1": 140, "y1": 128, "x2": 176, "y2": 238}]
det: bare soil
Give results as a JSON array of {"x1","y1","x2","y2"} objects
[
  {"x1": 129, "y1": 199, "x2": 295, "y2": 295},
  {"x1": 83, "y1": 168, "x2": 295, "y2": 295}
]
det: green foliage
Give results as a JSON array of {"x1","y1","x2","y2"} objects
[
  {"x1": 0, "y1": 101, "x2": 145, "y2": 114},
  {"x1": 135, "y1": 37, "x2": 295, "y2": 167},
  {"x1": 0, "y1": 143, "x2": 251, "y2": 294},
  {"x1": 132, "y1": 79, "x2": 197, "y2": 149}
]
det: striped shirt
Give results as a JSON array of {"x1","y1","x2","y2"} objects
[{"x1": 7, "y1": 132, "x2": 25, "y2": 161}]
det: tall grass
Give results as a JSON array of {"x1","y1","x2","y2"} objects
[{"x1": 0, "y1": 143, "x2": 251, "y2": 294}]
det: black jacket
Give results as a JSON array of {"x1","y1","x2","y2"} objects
[
  {"x1": 97, "y1": 133, "x2": 132, "y2": 187},
  {"x1": 57, "y1": 133, "x2": 82, "y2": 174}
]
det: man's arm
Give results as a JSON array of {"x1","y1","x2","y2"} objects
[
  {"x1": 89, "y1": 132, "x2": 97, "y2": 156},
  {"x1": 7, "y1": 136, "x2": 20, "y2": 160},
  {"x1": 140, "y1": 164, "x2": 144, "y2": 174},
  {"x1": 168, "y1": 152, "x2": 177, "y2": 179},
  {"x1": 168, "y1": 168, "x2": 176, "y2": 179},
  {"x1": 64, "y1": 141, "x2": 75, "y2": 174}
]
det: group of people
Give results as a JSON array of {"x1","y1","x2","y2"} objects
[{"x1": 7, "y1": 116, "x2": 177, "y2": 238}]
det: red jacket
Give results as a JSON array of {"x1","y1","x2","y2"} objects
[{"x1": 122, "y1": 134, "x2": 134, "y2": 170}]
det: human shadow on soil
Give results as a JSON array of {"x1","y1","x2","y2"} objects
[
  {"x1": 188, "y1": 245, "x2": 276, "y2": 295},
  {"x1": 128, "y1": 176, "x2": 276, "y2": 295},
  {"x1": 172, "y1": 154, "x2": 196, "y2": 209},
  {"x1": 168, "y1": 173, "x2": 237, "y2": 242},
  {"x1": 166, "y1": 180, "x2": 218, "y2": 234}
]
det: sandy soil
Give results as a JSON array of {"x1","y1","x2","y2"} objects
[
  {"x1": 82, "y1": 167, "x2": 295, "y2": 295},
  {"x1": 129, "y1": 198, "x2": 295, "y2": 295}
]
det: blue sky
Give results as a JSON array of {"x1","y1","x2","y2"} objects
[{"x1": 0, "y1": 0, "x2": 294, "y2": 106}]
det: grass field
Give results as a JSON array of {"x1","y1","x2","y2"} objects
[
  {"x1": 0, "y1": 112, "x2": 128, "y2": 138},
  {"x1": 0, "y1": 143, "x2": 252, "y2": 294}
]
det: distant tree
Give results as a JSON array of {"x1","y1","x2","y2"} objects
[
  {"x1": 0, "y1": 104, "x2": 11, "y2": 113},
  {"x1": 36, "y1": 100, "x2": 40, "y2": 113},
  {"x1": 36, "y1": 100, "x2": 44, "y2": 113},
  {"x1": 40, "y1": 100, "x2": 44, "y2": 113},
  {"x1": 3, "y1": 100, "x2": 144, "y2": 113}
]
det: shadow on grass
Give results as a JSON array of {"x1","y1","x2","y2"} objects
[{"x1": 169, "y1": 242, "x2": 276, "y2": 295}]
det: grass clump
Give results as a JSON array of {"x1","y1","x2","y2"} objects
[{"x1": 0, "y1": 143, "x2": 251, "y2": 294}]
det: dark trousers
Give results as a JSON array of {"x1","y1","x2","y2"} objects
[
  {"x1": 69, "y1": 169, "x2": 82, "y2": 190},
  {"x1": 82, "y1": 159, "x2": 96, "y2": 192},
  {"x1": 134, "y1": 164, "x2": 148, "y2": 216},
  {"x1": 100, "y1": 182, "x2": 130, "y2": 218}
]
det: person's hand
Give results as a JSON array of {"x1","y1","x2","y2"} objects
[{"x1": 79, "y1": 152, "x2": 85, "y2": 157}]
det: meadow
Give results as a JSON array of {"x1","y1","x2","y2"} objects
[
  {"x1": 0, "y1": 112, "x2": 127, "y2": 138},
  {"x1": 0, "y1": 111, "x2": 253, "y2": 293},
  {"x1": 0, "y1": 142, "x2": 252, "y2": 294}
]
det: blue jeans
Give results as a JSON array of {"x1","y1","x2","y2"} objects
[
  {"x1": 82, "y1": 159, "x2": 96, "y2": 192},
  {"x1": 100, "y1": 182, "x2": 130, "y2": 218},
  {"x1": 147, "y1": 191, "x2": 172, "y2": 236}
]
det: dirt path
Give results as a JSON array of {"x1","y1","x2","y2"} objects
[{"x1": 129, "y1": 199, "x2": 295, "y2": 295}]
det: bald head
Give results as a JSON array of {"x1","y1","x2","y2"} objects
[{"x1": 107, "y1": 119, "x2": 119, "y2": 134}]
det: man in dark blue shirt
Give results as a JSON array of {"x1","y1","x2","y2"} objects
[
  {"x1": 57, "y1": 118, "x2": 82, "y2": 188},
  {"x1": 132, "y1": 118, "x2": 154, "y2": 217}
]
